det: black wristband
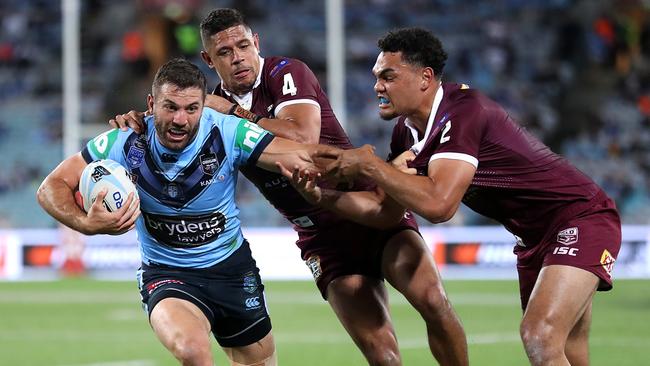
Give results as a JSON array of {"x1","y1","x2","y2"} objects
[{"x1": 229, "y1": 104, "x2": 262, "y2": 124}]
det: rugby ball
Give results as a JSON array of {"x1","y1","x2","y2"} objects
[{"x1": 78, "y1": 159, "x2": 138, "y2": 213}]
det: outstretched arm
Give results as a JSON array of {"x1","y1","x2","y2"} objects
[
  {"x1": 275, "y1": 161, "x2": 407, "y2": 229},
  {"x1": 317, "y1": 145, "x2": 476, "y2": 224}
]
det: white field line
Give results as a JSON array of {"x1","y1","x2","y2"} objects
[
  {"x1": 59, "y1": 360, "x2": 155, "y2": 366},
  {"x1": 1, "y1": 290, "x2": 519, "y2": 306},
  {"x1": 1, "y1": 329, "x2": 647, "y2": 349}
]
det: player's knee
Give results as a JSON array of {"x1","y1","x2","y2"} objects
[
  {"x1": 364, "y1": 347, "x2": 401, "y2": 366},
  {"x1": 358, "y1": 333, "x2": 401, "y2": 366},
  {"x1": 229, "y1": 349, "x2": 277, "y2": 366},
  {"x1": 169, "y1": 334, "x2": 212, "y2": 365},
  {"x1": 413, "y1": 285, "x2": 450, "y2": 320},
  {"x1": 520, "y1": 317, "x2": 564, "y2": 364}
]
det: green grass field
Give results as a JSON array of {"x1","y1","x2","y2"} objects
[{"x1": 0, "y1": 278, "x2": 647, "y2": 365}]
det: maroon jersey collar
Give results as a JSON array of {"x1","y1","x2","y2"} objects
[{"x1": 405, "y1": 82, "x2": 443, "y2": 155}]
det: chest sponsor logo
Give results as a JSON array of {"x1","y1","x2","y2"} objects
[
  {"x1": 264, "y1": 176, "x2": 290, "y2": 189},
  {"x1": 127, "y1": 146, "x2": 145, "y2": 167},
  {"x1": 143, "y1": 211, "x2": 227, "y2": 248},
  {"x1": 600, "y1": 249, "x2": 615, "y2": 277},
  {"x1": 305, "y1": 255, "x2": 322, "y2": 279},
  {"x1": 557, "y1": 227, "x2": 578, "y2": 245},
  {"x1": 200, "y1": 152, "x2": 220, "y2": 175}
]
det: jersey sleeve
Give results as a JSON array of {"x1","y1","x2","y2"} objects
[
  {"x1": 426, "y1": 102, "x2": 484, "y2": 168},
  {"x1": 81, "y1": 128, "x2": 130, "y2": 163},
  {"x1": 265, "y1": 58, "x2": 322, "y2": 115},
  {"x1": 214, "y1": 110, "x2": 275, "y2": 167}
]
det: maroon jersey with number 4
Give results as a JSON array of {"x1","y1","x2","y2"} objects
[
  {"x1": 390, "y1": 82, "x2": 610, "y2": 247},
  {"x1": 214, "y1": 56, "x2": 391, "y2": 239}
]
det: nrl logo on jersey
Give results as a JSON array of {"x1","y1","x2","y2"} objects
[
  {"x1": 557, "y1": 227, "x2": 578, "y2": 245},
  {"x1": 200, "y1": 152, "x2": 220, "y2": 175}
]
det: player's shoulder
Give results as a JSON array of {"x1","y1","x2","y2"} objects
[
  {"x1": 263, "y1": 56, "x2": 312, "y2": 78},
  {"x1": 442, "y1": 82, "x2": 490, "y2": 114}
]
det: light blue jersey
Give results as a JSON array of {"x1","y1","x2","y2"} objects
[{"x1": 82, "y1": 107, "x2": 274, "y2": 268}]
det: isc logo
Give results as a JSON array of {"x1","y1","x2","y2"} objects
[
  {"x1": 245, "y1": 297, "x2": 260, "y2": 308},
  {"x1": 552, "y1": 246, "x2": 579, "y2": 256}
]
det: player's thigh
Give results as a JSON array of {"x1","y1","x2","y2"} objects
[
  {"x1": 523, "y1": 264, "x2": 598, "y2": 335},
  {"x1": 381, "y1": 229, "x2": 442, "y2": 295},
  {"x1": 222, "y1": 330, "x2": 276, "y2": 366},
  {"x1": 150, "y1": 297, "x2": 212, "y2": 347}
]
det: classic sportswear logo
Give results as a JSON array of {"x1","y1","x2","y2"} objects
[{"x1": 245, "y1": 296, "x2": 261, "y2": 309}]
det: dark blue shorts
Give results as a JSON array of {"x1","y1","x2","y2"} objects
[{"x1": 137, "y1": 241, "x2": 272, "y2": 347}]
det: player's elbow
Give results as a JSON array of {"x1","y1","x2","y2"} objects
[
  {"x1": 35, "y1": 178, "x2": 50, "y2": 208},
  {"x1": 421, "y1": 200, "x2": 458, "y2": 224}
]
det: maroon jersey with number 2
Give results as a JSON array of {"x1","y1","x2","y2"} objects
[{"x1": 390, "y1": 83, "x2": 621, "y2": 308}]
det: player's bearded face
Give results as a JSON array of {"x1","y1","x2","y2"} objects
[
  {"x1": 372, "y1": 52, "x2": 421, "y2": 120},
  {"x1": 149, "y1": 84, "x2": 203, "y2": 151},
  {"x1": 203, "y1": 25, "x2": 261, "y2": 95}
]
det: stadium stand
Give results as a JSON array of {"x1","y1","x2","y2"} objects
[{"x1": 1, "y1": 0, "x2": 649, "y2": 227}]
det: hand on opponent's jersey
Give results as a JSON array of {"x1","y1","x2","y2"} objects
[
  {"x1": 108, "y1": 110, "x2": 146, "y2": 134},
  {"x1": 390, "y1": 150, "x2": 417, "y2": 175},
  {"x1": 315, "y1": 144, "x2": 379, "y2": 183},
  {"x1": 83, "y1": 190, "x2": 141, "y2": 235},
  {"x1": 276, "y1": 163, "x2": 322, "y2": 205}
]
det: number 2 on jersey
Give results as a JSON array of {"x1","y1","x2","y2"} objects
[{"x1": 282, "y1": 73, "x2": 297, "y2": 96}]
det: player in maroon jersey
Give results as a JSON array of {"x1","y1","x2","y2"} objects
[
  {"x1": 110, "y1": 9, "x2": 468, "y2": 366},
  {"x1": 304, "y1": 27, "x2": 621, "y2": 366}
]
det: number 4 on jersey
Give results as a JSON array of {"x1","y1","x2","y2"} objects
[{"x1": 282, "y1": 73, "x2": 297, "y2": 96}]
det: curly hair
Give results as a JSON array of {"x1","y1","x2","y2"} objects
[
  {"x1": 200, "y1": 8, "x2": 249, "y2": 43},
  {"x1": 377, "y1": 27, "x2": 448, "y2": 78}
]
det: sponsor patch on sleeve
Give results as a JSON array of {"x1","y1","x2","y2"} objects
[
  {"x1": 88, "y1": 129, "x2": 120, "y2": 159},
  {"x1": 235, "y1": 119, "x2": 267, "y2": 153}
]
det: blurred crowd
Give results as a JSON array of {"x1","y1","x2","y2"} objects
[{"x1": 1, "y1": 0, "x2": 649, "y2": 227}]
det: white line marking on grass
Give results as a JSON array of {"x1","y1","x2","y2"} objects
[
  {"x1": 0, "y1": 291, "x2": 138, "y2": 304},
  {"x1": 60, "y1": 360, "x2": 155, "y2": 366},
  {"x1": 265, "y1": 291, "x2": 520, "y2": 306},
  {"x1": 399, "y1": 332, "x2": 521, "y2": 349}
]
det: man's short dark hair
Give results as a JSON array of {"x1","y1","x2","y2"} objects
[
  {"x1": 200, "y1": 8, "x2": 249, "y2": 43},
  {"x1": 152, "y1": 58, "x2": 207, "y2": 97},
  {"x1": 378, "y1": 27, "x2": 448, "y2": 79}
]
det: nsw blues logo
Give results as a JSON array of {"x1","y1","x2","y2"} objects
[
  {"x1": 127, "y1": 146, "x2": 145, "y2": 168},
  {"x1": 242, "y1": 272, "x2": 259, "y2": 294}
]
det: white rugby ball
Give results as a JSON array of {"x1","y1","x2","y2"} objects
[{"x1": 78, "y1": 159, "x2": 138, "y2": 213}]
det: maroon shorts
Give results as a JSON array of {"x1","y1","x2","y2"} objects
[
  {"x1": 514, "y1": 197, "x2": 621, "y2": 310},
  {"x1": 296, "y1": 214, "x2": 419, "y2": 299}
]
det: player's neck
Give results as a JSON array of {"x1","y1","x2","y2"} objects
[{"x1": 409, "y1": 85, "x2": 440, "y2": 135}]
